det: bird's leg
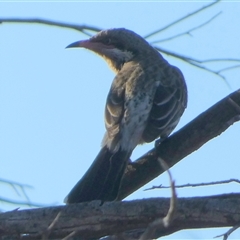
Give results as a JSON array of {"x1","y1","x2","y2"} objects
[{"x1": 154, "y1": 137, "x2": 165, "y2": 148}]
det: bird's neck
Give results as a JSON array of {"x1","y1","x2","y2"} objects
[{"x1": 101, "y1": 49, "x2": 135, "y2": 73}]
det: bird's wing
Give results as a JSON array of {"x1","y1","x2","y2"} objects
[
  {"x1": 142, "y1": 65, "x2": 187, "y2": 143},
  {"x1": 102, "y1": 63, "x2": 154, "y2": 152},
  {"x1": 102, "y1": 73, "x2": 125, "y2": 151}
]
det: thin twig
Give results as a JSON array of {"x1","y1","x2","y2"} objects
[
  {"x1": 144, "y1": 0, "x2": 220, "y2": 39},
  {"x1": 0, "y1": 18, "x2": 101, "y2": 35},
  {"x1": 0, "y1": 177, "x2": 33, "y2": 189},
  {"x1": 145, "y1": 178, "x2": 240, "y2": 191},
  {"x1": 151, "y1": 11, "x2": 222, "y2": 44},
  {"x1": 0, "y1": 177, "x2": 35, "y2": 205},
  {"x1": 214, "y1": 223, "x2": 240, "y2": 240},
  {"x1": 201, "y1": 58, "x2": 240, "y2": 63},
  {"x1": 0, "y1": 196, "x2": 45, "y2": 207},
  {"x1": 1, "y1": 14, "x2": 239, "y2": 85},
  {"x1": 217, "y1": 64, "x2": 240, "y2": 73},
  {"x1": 158, "y1": 159, "x2": 177, "y2": 228},
  {"x1": 140, "y1": 159, "x2": 177, "y2": 240},
  {"x1": 159, "y1": 49, "x2": 240, "y2": 65},
  {"x1": 42, "y1": 212, "x2": 62, "y2": 240},
  {"x1": 154, "y1": 46, "x2": 231, "y2": 86},
  {"x1": 62, "y1": 231, "x2": 77, "y2": 240}
]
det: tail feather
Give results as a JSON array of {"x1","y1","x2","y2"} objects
[{"x1": 65, "y1": 146, "x2": 129, "y2": 204}]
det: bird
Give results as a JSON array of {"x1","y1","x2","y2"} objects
[{"x1": 64, "y1": 28, "x2": 187, "y2": 204}]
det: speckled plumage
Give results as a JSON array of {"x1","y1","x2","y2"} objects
[{"x1": 65, "y1": 28, "x2": 187, "y2": 204}]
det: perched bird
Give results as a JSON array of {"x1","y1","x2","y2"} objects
[{"x1": 64, "y1": 28, "x2": 187, "y2": 204}]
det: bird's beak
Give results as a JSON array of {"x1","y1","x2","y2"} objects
[
  {"x1": 66, "y1": 41, "x2": 80, "y2": 49},
  {"x1": 66, "y1": 40, "x2": 90, "y2": 49},
  {"x1": 66, "y1": 39, "x2": 114, "y2": 52}
]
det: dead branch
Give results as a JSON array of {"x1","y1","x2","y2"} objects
[
  {"x1": 117, "y1": 89, "x2": 240, "y2": 200},
  {"x1": 0, "y1": 178, "x2": 44, "y2": 207},
  {"x1": 84, "y1": 160, "x2": 177, "y2": 240},
  {"x1": 0, "y1": 193, "x2": 240, "y2": 239},
  {"x1": 1, "y1": 1, "x2": 239, "y2": 83},
  {"x1": 0, "y1": 18, "x2": 101, "y2": 35},
  {"x1": 145, "y1": 178, "x2": 240, "y2": 191},
  {"x1": 154, "y1": 46, "x2": 237, "y2": 84},
  {"x1": 144, "y1": 0, "x2": 220, "y2": 39},
  {"x1": 41, "y1": 212, "x2": 62, "y2": 240},
  {"x1": 215, "y1": 223, "x2": 240, "y2": 240},
  {"x1": 139, "y1": 159, "x2": 177, "y2": 240},
  {"x1": 151, "y1": 11, "x2": 222, "y2": 44}
]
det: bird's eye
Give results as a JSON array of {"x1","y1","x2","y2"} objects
[{"x1": 104, "y1": 38, "x2": 112, "y2": 45}]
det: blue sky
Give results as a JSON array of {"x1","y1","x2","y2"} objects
[{"x1": 0, "y1": 1, "x2": 240, "y2": 239}]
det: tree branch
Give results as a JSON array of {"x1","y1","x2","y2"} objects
[
  {"x1": 117, "y1": 89, "x2": 240, "y2": 200},
  {"x1": 0, "y1": 193, "x2": 239, "y2": 239},
  {"x1": 0, "y1": 178, "x2": 44, "y2": 207},
  {"x1": 140, "y1": 159, "x2": 177, "y2": 240},
  {"x1": 0, "y1": 18, "x2": 101, "y2": 35},
  {"x1": 1, "y1": 2, "x2": 239, "y2": 83},
  {"x1": 215, "y1": 223, "x2": 240, "y2": 240},
  {"x1": 151, "y1": 11, "x2": 222, "y2": 44},
  {"x1": 154, "y1": 46, "x2": 237, "y2": 85},
  {"x1": 145, "y1": 178, "x2": 240, "y2": 191},
  {"x1": 2, "y1": 89, "x2": 237, "y2": 239},
  {"x1": 144, "y1": 0, "x2": 220, "y2": 39}
]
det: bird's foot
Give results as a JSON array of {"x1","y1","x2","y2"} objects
[{"x1": 154, "y1": 138, "x2": 164, "y2": 148}]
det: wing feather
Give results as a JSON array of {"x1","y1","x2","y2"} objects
[{"x1": 142, "y1": 66, "x2": 187, "y2": 143}]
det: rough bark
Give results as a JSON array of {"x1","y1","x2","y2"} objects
[
  {"x1": 118, "y1": 89, "x2": 240, "y2": 200},
  {"x1": 1, "y1": 90, "x2": 240, "y2": 240},
  {"x1": 0, "y1": 193, "x2": 240, "y2": 239}
]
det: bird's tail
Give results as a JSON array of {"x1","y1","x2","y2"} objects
[{"x1": 64, "y1": 146, "x2": 130, "y2": 204}]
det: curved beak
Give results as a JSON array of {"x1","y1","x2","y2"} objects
[
  {"x1": 65, "y1": 40, "x2": 90, "y2": 49},
  {"x1": 66, "y1": 41, "x2": 80, "y2": 49}
]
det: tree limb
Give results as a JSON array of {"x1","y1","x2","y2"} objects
[
  {"x1": 0, "y1": 193, "x2": 240, "y2": 239},
  {"x1": 117, "y1": 89, "x2": 240, "y2": 200}
]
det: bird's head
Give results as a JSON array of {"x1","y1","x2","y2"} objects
[{"x1": 66, "y1": 28, "x2": 152, "y2": 72}]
